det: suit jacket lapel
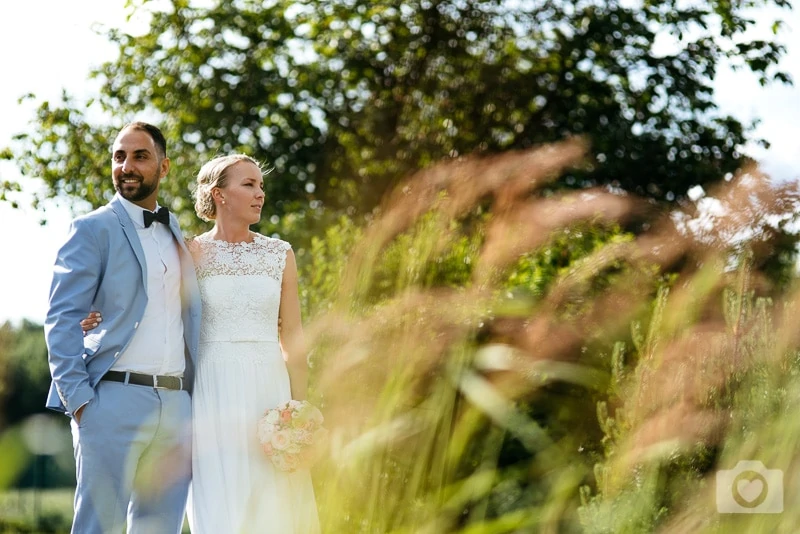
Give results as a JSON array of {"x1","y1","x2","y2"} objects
[{"x1": 109, "y1": 196, "x2": 148, "y2": 293}]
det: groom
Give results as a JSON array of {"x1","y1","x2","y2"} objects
[{"x1": 44, "y1": 121, "x2": 201, "y2": 533}]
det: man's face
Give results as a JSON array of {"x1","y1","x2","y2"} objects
[{"x1": 111, "y1": 127, "x2": 169, "y2": 209}]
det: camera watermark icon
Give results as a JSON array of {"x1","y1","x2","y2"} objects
[{"x1": 716, "y1": 460, "x2": 783, "y2": 513}]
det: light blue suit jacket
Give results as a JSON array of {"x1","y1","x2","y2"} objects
[{"x1": 45, "y1": 194, "x2": 202, "y2": 415}]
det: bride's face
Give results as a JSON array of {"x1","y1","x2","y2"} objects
[{"x1": 216, "y1": 161, "x2": 265, "y2": 225}]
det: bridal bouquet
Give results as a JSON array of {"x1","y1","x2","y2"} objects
[{"x1": 257, "y1": 400, "x2": 328, "y2": 472}]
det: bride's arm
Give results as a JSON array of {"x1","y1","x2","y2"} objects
[{"x1": 279, "y1": 248, "x2": 309, "y2": 400}]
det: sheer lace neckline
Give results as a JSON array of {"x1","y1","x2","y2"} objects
[
  {"x1": 189, "y1": 232, "x2": 291, "y2": 281},
  {"x1": 195, "y1": 231, "x2": 260, "y2": 246}
]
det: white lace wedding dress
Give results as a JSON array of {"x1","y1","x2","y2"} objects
[{"x1": 186, "y1": 232, "x2": 319, "y2": 534}]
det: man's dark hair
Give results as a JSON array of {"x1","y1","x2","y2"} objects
[{"x1": 121, "y1": 121, "x2": 168, "y2": 159}]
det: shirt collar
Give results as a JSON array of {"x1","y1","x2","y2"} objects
[{"x1": 117, "y1": 194, "x2": 162, "y2": 230}]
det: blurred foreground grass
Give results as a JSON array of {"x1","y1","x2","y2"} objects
[{"x1": 303, "y1": 140, "x2": 800, "y2": 533}]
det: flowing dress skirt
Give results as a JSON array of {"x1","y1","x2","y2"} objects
[{"x1": 188, "y1": 340, "x2": 319, "y2": 533}]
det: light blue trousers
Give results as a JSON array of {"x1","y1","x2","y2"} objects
[{"x1": 69, "y1": 379, "x2": 192, "y2": 534}]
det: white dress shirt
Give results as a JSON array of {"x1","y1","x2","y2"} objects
[{"x1": 111, "y1": 196, "x2": 185, "y2": 377}]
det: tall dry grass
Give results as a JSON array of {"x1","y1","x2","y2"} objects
[{"x1": 303, "y1": 139, "x2": 800, "y2": 533}]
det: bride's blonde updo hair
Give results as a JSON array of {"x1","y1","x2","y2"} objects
[{"x1": 194, "y1": 154, "x2": 263, "y2": 221}]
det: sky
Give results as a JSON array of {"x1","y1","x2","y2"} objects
[{"x1": 0, "y1": 1, "x2": 798, "y2": 326}]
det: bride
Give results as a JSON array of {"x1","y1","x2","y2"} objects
[
  {"x1": 186, "y1": 154, "x2": 319, "y2": 533},
  {"x1": 82, "y1": 154, "x2": 320, "y2": 533}
]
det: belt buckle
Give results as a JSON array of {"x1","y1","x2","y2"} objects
[{"x1": 153, "y1": 376, "x2": 182, "y2": 390}]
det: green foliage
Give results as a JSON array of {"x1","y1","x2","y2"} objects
[
  {"x1": 0, "y1": 323, "x2": 75, "y2": 492},
  {"x1": 300, "y1": 211, "x2": 633, "y2": 322},
  {"x1": 298, "y1": 214, "x2": 363, "y2": 317},
  {"x1": 367, "y1": 212, "x2": 483, "y2": 302},
  {"x1": 0, "y1": 428, "x2": 30, "y2": 491},
  {"x1": 505, "y1": 224, "x2": 633, "y2": 302},
  {"x1": 1, "y1": 321, "x2": 50, "y2": 426},
  {"x1": 1, "y1": 0, "x2": 794, "y2": 222}
]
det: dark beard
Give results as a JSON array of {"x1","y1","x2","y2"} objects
[{"x1": 115, "y1": 172, "x2": 158, "y2": 202}]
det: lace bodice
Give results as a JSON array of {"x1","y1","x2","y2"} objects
[{"x1": 187, "y1": 233, "x2": 291, "y2": 345}]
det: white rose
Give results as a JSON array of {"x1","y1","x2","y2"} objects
[
  {"x1": 271, "y1": 429, "x2": 292, "y2": 451},
  {"x1": 265, "y1": 409, "x2": 280, "y2": 425}
]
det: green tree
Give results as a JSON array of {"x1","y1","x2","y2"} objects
[
  {"x1": 1, "y1": 0, "x2": 792, "y2": 224},
  {"x1": 307, "y1": 0, "x2": 792, "y2": 207}
]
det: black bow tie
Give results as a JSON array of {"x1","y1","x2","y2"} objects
[{"x1": 143, "y1": 207, "x2": 170, "y2": 228}]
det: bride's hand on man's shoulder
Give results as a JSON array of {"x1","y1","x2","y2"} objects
[{"x1": 184, "y1": 235, "x2": 202, "y2": 257}]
